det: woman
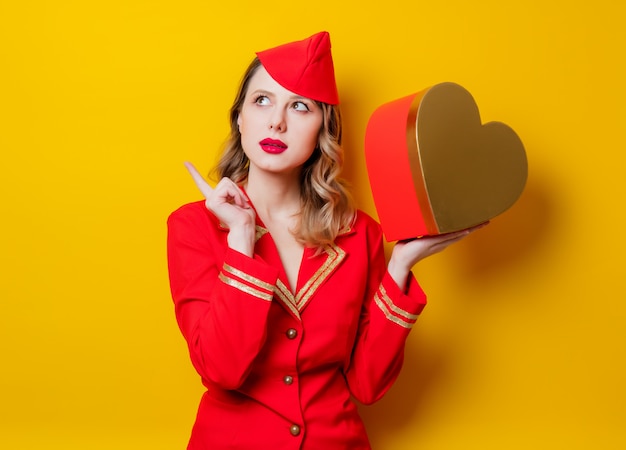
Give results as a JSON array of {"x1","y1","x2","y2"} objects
[{"x1": 167, "y1": 31, "x2": 479, "y2": 449}]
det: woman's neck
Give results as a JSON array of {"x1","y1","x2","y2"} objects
[{"x1": 244, "y1": 168, "x2": 302, "y2": 222}]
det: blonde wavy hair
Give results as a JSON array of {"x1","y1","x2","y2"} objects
[{"x1": 214, "y1": 57, "x2": 355, "y2": 248}]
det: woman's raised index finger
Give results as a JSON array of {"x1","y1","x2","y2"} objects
[{"x1": 184, "y1": 161, "x2": 213, "y2": 198}]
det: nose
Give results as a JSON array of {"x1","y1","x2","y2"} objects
[{"x1": 268, "y1": 109, "x2": 286, "y2": 132}]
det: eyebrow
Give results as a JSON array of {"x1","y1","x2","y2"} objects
[{"x1": 249, "y1": 89, "x2": 312, "y2": 103}]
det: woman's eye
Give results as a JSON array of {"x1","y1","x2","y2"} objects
[
  {"x1": 293, "y1": 101, "x2": 310, "y2": 112},
  {"x1": 255, "y1": 95, "x2": 270, "y2": 105}
]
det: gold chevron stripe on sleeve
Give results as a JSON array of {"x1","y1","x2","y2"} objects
[
  {"x1": 218, "y1": 272, "x2": 274, "y2": 302},
  {"x1": 223, "y1": 263, "x2": 275, "y2": 292},
  {"x1": 378, "y1": 285, "x2": 419, "y2": 321},
  {"x1": 373, "y1": 292, "x2": 415, "y2": 329},
  {"x1": 373, "y1": 285, "x2": 419, "y2": 329}
]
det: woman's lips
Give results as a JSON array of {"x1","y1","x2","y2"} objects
[{"x1": 259, "y1": 138, "x2": 288, "y2": 154}]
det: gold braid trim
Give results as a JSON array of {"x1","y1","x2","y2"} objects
[
  {"x1": 374, "y1": 285, "x2": 419, "y2": 329},
  {"x1": 218, "y1": 272, "x2": 273, "y2": 302}
]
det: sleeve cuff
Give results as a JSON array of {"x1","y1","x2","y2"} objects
[
  {"x1": 220, "y1": 248, "x2": 279, "y2": 302},
  {"x1": 374, "y1": 271, "x2": 428, "y2": 329}
]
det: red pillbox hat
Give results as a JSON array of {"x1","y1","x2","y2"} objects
[{"x1": 256, "y1": 31, "x2": 339, "y2": 105}]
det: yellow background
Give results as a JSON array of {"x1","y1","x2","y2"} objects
[{"x1": 1, "y1": 1, "x2": 624, "y2": 449}]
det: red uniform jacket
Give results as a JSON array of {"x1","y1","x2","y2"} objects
[{"x1": 167, "y1": 201, "x2": 427, "y2": 449}]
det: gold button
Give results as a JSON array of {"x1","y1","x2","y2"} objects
[
  {"x1": 289, "y1": 424, "x2": 301, "y2": 436},
  {"x1": 286, "y1": 328, "x2": 298, "y2": 339},
  {"x1": 283, "y1": 375, "x2": 293, "y2": 385}
]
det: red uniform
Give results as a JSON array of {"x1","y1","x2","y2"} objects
[{"x1": 167, "y1": 200, "x2": 427, "y2": 449}]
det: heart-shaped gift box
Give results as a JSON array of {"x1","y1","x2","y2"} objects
[{"x1": 364, "y1": 82, "x2": 528, "y2": 241}]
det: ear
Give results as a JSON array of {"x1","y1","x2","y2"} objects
[{"x1": 237, "y1": 113, "x2": 242, "y2": 131}]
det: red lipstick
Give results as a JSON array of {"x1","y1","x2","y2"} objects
[{"x1": 260, "y1": 138, "x2": 288, "y2": 154}]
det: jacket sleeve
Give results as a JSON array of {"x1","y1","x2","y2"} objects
[
  {"x1": 167, "y1": 204, "x2": 279, "y2": 389},
  {"x1": 344, "y1": 218, "x2": 427, "y2": 405}
]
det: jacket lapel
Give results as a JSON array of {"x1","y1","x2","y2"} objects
[
  {"x1": 230, "y1": 218, "x2": 352, "y2": 320},
  {"x1": 291, "y1": 244, "x2": 346, "y2": 314}
]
